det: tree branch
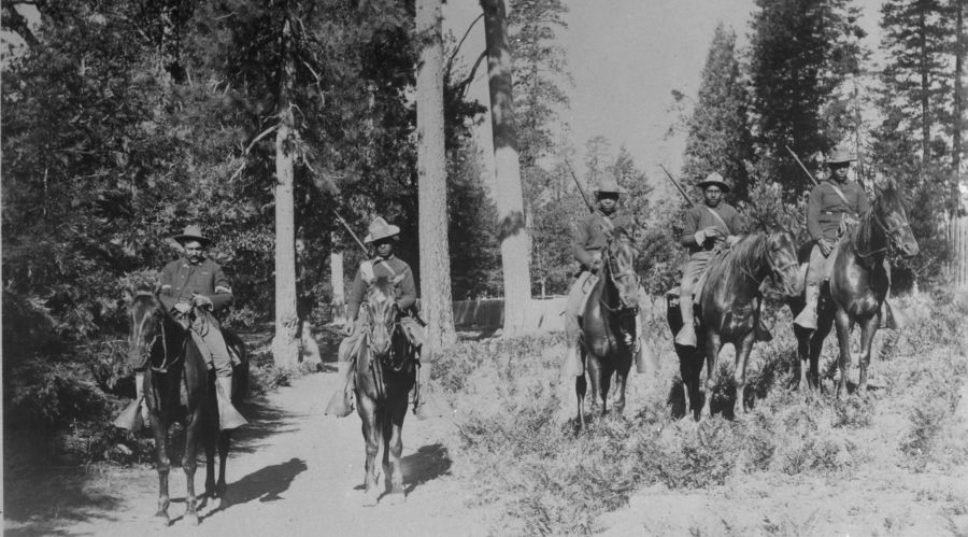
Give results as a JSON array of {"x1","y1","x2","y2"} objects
[
  {"x1": 230, "y1": 123, "x2": 280, "y2": 181},
  {"x1": 445, "y1": 13, "x2": 484, "y2": 78}
]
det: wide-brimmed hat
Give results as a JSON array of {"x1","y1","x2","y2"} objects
[
  {"x1": 827, "y1": 148, "x2": 856, "y2": 166},
  {"x1": 363, "y1": 216, "x2": 400, "y2": 243},
  {"x1": 594, "y1": 177, "x2": 627, "y2": 196},
  {"x1": 174, "y1": 225, "x2": 210, "y2": 246},
  {"x1": 697, "y1": 172, "x2": 731, "y2": 193}
]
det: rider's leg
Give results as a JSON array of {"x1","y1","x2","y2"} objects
[
  {"x1": 633, "y1": 287, "x2": 653, "y2": 374},
  {"x1": 135, "y1": 370, "x2": 148, "y2": 424},
  {"x1": 675, "y1": 258, "x2": 703, "y2": 348},
  {"x1": 562, "y1": 271, "x2": 591, "y2": 379},
  {"x1": 414, "y1": 349, "x2": 448, "y2": 420},
  {"x1": 195, "y1": 311, "x2": 247, "y2": 430},
  {"x1": 795, "y1": 244, "x2": 826, "y2": 330},
  {"x1": 881, "y1": 259, "x2": 901, "y2": 330},
  {"x1": 325, "y1": 328, "x2": 360, "y2": 417}
]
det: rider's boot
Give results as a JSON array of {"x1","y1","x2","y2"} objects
[
  {"x1": 324, "y1": 360, "x2": 355, "y2": 418},
  {"x1": 881, "y1": 300, "x2": 902, "y2": 330},
  {"x1": 675, "y1": 297, "x2": 698, "y2": 348},
  {"x1": 136, "y1": 372, "x2": 148, "y2": 425},
  {"x1": 216, "y1": 373, "x2": 248, "y2": 430},
  {"x1": 113, "y1": 372, "x2": 147, "y2": 431},
  {"x1": 794, "y1": 284, "x2": 820, "y2": 330},
  {"x1": 561, "y1": 341, "x2": 584, "y2": 379},
  {"x1": 414, "y1": 360, "x2": 448, "y2": 420}
]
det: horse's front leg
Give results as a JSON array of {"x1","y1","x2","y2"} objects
[
  {"x1": 382, "y1": 393, "x2": 407, "y2": 505},
  {"x1": 183, "y1": 409, "x2": 202, "y2": 526},
  {"x1": 149, "y1": 412, "x2": 172, "y2": 527},
  {"x1": 734, "y1": 331, "x2": 756, "y2": 414},
  {"x1": 587, "y1": 354, "x2": 603, "y2": 414},
  {"x1": 857, "y1": 314, "x2": 880, "y2": 393},
  {"x1": 833, "y1": 307, "x2": 852, "y2": 398},
  {"x1": 701, "y1": 331, "x2": 721, "y2": 420},
  {"x1": 358, "y1": 394, "x2": 382, "y2": 507},
  {"x1": 793, "y1": 325, "x2": 811, "y2": 390}
]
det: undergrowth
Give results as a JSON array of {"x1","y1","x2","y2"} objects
[{"x1": 447, "y1": 290, "x2": 968, "y2": 537}]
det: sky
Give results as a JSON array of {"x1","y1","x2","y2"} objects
[{"x1": 443, "y1": 0, "x2": 887, "y2": 195}]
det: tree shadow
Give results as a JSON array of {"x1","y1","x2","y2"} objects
[
  {"x1": 214, "y1": 457, "x2": 308, "y2": 511},
  {"x1": 401, "y1": 443, "x2": 452, "y2": 494}
]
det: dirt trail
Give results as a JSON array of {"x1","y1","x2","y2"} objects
[{"x1": 6, "y1": 370, "x2": 490, "y2": 537}]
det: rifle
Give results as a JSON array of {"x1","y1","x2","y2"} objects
[
  {"x1": 784, "y1": 145, "x2": 820, "y2": 187},
  {"x1": 330, "y1": 207, "x2": 372, "y2": 257},
  {"x1": 659, "y1": 165, "x2": 696, "y2": 208},
  {"x1": 564, "y1": 159, "x2": 595, "y2": 213}
]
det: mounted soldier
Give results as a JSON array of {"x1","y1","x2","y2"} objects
[
  {"x1": 325, "y1": 216, "x2": 444, "y2": 420},
  {"x1": 126, "y1": 225, "x2": 247, "y2": 431},
  {"x1": 674, "y1": 172, "x2": 745, "y2": 348},
  {"x1": 795, "y1": 149, "x2": 899, "y2": 331},
  {"x1": 561, "y1": 177, "x2": 650, "y2": 380}
]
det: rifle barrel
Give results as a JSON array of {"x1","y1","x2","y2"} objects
[
  {"x1": 784, "y1": 145, "x2": 820, "y2": 186},
  {"x1": 659, "y1": 165, "x2": 695, "y2": 208},
  {"x1": 564, "y1": 159, "x2": 595, "y2": 213}
]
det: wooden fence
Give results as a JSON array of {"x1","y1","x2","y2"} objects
[{"x1": 948, "y1": 215, "x2": 968, "y2": 290}]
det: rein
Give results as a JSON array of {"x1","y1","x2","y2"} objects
[
  {"x1": 599, "y1": 239, "x2": 639, "y2": 315},
  {"x1": 851, "y1": 202, "x2": 910, "y2": 262}
]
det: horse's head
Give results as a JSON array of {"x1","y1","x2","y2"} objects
[
  {"x1": 604, "y1": 233, "x2": 640, "y2": 311},
  {"x1": 764, "y1": 229, "x2": 801, "y2": 297},
  {"x1": 124, "y1": 287, "x2": 166, "y2": 367},
  {"x1": 874, "y1": 179, "x2": 919, "y2": 257},
  {"x1": 363, "y1": 277, "x2": 399, "y2": 357}
]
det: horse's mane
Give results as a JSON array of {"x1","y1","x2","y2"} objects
[
  {"x1": 848, "y1": 180, "x2": 907, "y2": 255},
  {"x1": 704, "y1": 231, "x2": 768, "y2": 283}
]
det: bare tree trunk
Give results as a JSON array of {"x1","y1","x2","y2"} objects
[
  {"x1": 919, "y1": 9, "x2": 932, "y2": 163},
  {"x1": 271, "y1": 16, "x2": 301, "y2": 368},
  {"x1": 481, "y1": 0, "x2": 532, "y2": 336},
  {"x1": 954, "y1": 0, "x2": 965, "y2": 189},
  {"x1": 330, "y1": 243, "x2": 346, "y2": 323},
  {"x1": 416, "y1": 0, "x2": 456, "y2": 351}
]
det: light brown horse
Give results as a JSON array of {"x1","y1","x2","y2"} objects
[
  {"x1": 353, "y1": 277, "x2": 417, "y2": 506},
  {"x1": 574, "y1": 234, "x2": 641, "y2": 430},
  {"x1": 789, "y1": 180, "x2": 918, "y2": 396}
]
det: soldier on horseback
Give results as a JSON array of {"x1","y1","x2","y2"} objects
[
  {"x1": 794, "y1": 149, "x2": 898, "y2": 331},
  {"x1": 325, "y1": 216, "x2": 444, "y2": 420},
  {"x1": 674, "y1": 172, "x2": 744, "y2": 348},
  {"x1": 561, "y1": 177, "x2": 650, "y2": 379},
  {"x1": 122, "y1": 225, "x2": 247, "y2": 431}
]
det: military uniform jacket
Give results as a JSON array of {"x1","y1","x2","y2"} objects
[
  {"x1": 806, "y1": 179, "x2": 869, "y2": 241},
  {"x1": 572, "y1": 210, "x2": 634, "y2": 269},
  {"x1": 159, "y1": 257, "x2": 234, "y2": 312},
  {"x1": 680, "y1": 202, "x2": 744, "y2": 255},
  {"x1": 346, "y1": 255, "x2": 417, "y2": 321}
]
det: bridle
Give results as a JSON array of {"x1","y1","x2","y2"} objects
[
  {"x1": 853, "y1": 202, "x2": 912, "y2": 261},
  {"x1": 600, "y1": 237, "x2": 640, "y2": 314},
  {"x1": 132, "y1": 294, "x2": 182, "y2": 374}
]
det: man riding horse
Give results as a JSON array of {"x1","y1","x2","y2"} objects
[
  {"x1": 674, "y1": 172, "x2": 744, "y2": 348},
  {"x1": 562, "y1": 177, "x2": 650, "y2": 380},
  {"x1": 325, "y1": 216, "x2": 444, "y2": 420},
  {"x1": 795, "y1": 148, "x2": 898, "y2": 331},
  {"x1": 123, "y1": 224, "x2": 247, "y2": 431}
]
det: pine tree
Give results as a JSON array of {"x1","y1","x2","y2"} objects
[{"x1": 682, "y1": 23, "x2": 755, "y2": 201}]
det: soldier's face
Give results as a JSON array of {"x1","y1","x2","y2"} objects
[
  {"x1": 374, "y1": 239, "x2": 394, "y2": 258},
  {"x1": 598, "y1": 193, "x2": 619, "y2": 213},
  {"x1": 831, "y1": 164, "x2": 850, "y2": 182},
  {"x1": 703, "y1": 186, "x2": 722, "y2": 207},
  {"x1": 183, "y1": 241, "x2": 204, "y2": 264}
]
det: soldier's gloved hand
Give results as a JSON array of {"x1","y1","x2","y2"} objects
[
  {"x1": 173, "y1": 302, "x2": 192, "y2": 315},
  {"x1": 341, "y1": 323, "x2": 354, "y2": 337},
  {"x1": 693, "y1": 229, "x2": 706, "y2": 245},
  {"x1": 192, "y1": 293, "x2": 214, "y2": 310},
  {"x1": 726, "y1": 235, "x2": 741, "y2": 247},
  {"x1": 818, "y1": 238, "x2": 833, "y2": 257}
]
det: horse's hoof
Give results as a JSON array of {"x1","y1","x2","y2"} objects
[
  {"x1": 208, "y1": 496, "x2": 223, "y2": 512},
  {"x1": 383, "y1": 492, "x2": 406, "y2": 506},
  {"x1": 155, "y1": 512, "x2": 171, "y2": 528},
  {"x1": 362, "y1": 489, "x2": 380, "y2": 507},
  {"x1": 184, "y1": 512, "x2": 200, "y2": 527}
]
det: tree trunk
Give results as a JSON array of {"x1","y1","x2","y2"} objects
[
  {"x1": 919, "y1": 9, "x2": 932, "y2": 162},
  {"x1": 481, "y1": 0, "x2": 532, "y2": 336},
  {"x1": 330, "y1": 242, "x2": 346, "y2": 323},
  {"x1": 271, "y1": 16, "x2": 301, "y2": 368},
  {"x1": 416, "y1": 0, "x2": 457, "y2": 351},
  {"x1": 954, "y1": 0, "x2": 964, "y2": 190}
]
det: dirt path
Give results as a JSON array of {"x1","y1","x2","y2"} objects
[{"x1": 6, "y1": 370, "x2": 491, "y2": 537}]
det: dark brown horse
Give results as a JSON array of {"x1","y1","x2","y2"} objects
[
  {"x1": 667, "y1": 230, "x2": 800, "y2": 420},
  {"x1": 354, "y1": 278, "x2": 417, "y2": 506},
  {"x1": 788, "y1": 181, "x2": 918, "y2": 396},
  {"x1": 573, "y1": 234, "x2": 641, "y2": 430},
  {"x1": 126, "y1": 291, "x2": 247, "y2": 526}
]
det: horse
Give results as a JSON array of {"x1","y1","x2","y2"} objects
[
  {"x1": 574, "y1": 233, "x2": 641, "y2": 430},
  {"x1": 788, "y1": 180, "x2": 919, "y2": 396},
  {"x1": 126, "y1": 290, "x2": 248, "y2": 526},
  {"x1": 353, "y1": 277, "x2": 418, "y2": 506},
  {"x1": 666, "y1": 230, "x2": 801, "y2": 420}
]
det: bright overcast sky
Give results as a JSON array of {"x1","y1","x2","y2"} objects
[{"x1": 444, "y1": 0, "x2": 886, "y2": 192}]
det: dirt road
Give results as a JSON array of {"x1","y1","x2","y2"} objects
[{"x1": 6, "y1": 370, "x2": 491, "y2": 537}]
